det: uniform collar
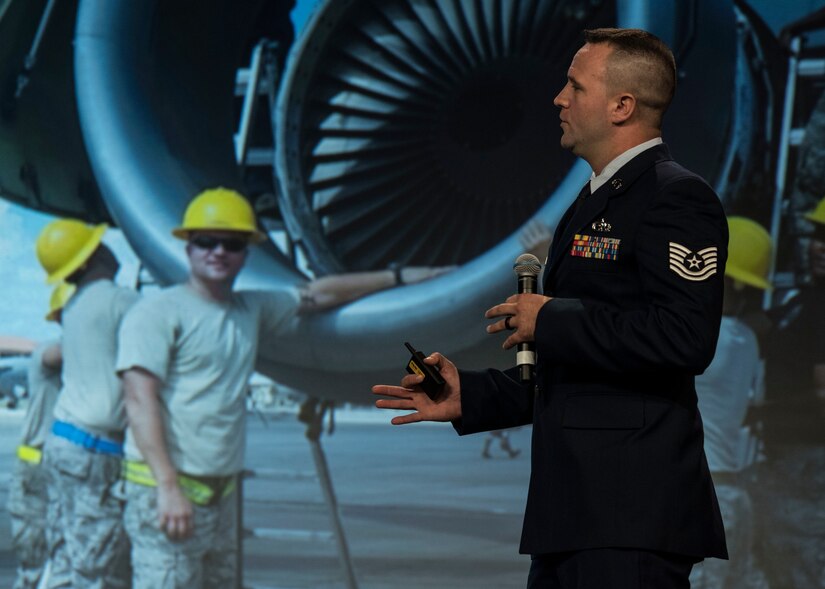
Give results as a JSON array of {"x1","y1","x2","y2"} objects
[
  {"x1": 543, "y1": 141, "x2": 672, "y2": 278},
  {"x1": 589, "y1": 137, "x2": 663, "y2": 194}
]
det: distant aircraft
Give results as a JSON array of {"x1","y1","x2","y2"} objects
[{"x1": 0, "y1": 0, "x2": 802, "y2": 400}]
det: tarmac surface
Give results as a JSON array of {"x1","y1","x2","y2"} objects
[{"x1": 0, "y1": 407, "x2": 533, "y2": 589}]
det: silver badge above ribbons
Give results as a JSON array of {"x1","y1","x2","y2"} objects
[{"x1": 591, "y1": 218, "x2": 612, "y2": 232}]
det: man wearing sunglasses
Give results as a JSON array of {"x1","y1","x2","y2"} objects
[{"x1": 116, "y1": 187, "x2": 448, "y2": 588}]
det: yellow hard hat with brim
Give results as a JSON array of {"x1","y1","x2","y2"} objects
[
  {"x1": 172, "y1": 187, "x2": 266, "y2": 243},
  {"x1": 725, "y1": 216, "x2": 772, "y2": 290},
  {"x1": 46, "y1": 282, "x2": 77, "y2": 322},
  {"x1": 35, "y1": 219, "x2": 108, "y2": 284},
  {"x1": 804, "y1": 196, "x2": 825, "y2": 227}
]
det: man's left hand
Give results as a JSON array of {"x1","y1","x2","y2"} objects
[{"x1": 485, "y1": 294, "x2": 552, "y2": 349}]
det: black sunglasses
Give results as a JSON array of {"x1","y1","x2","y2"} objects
[{"x1": 189, "y1": 235, "x2": 249, "y2": 253}]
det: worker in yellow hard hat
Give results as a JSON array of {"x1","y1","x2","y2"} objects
[
  {"x1": 45, "y1": 282, "x2": 76, "y2": 323},
  {"x1": 805, "y1": 196, "x2": 825, "y2": 280},
  {"x1": 35, "y1": 219, "x2": 108, "y2": 284},
  {"x1": 691, "y1": 216, "x2": 772, "y2": 588},
  {"x1": 8, "y1": 283, "x2": 72, "y2": 589},
  {"x1": 117, "y1": 187, "x2": 451, "y2": 587},
  {"x1": 34, "y1": 218, "x2": 137, "y2": 587},
  {"x1": 803, "y1": 196, "x2": 825, "y2": 416}
]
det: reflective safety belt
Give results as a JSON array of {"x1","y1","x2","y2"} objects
[
  {"x1": 17, "y1": 445, "x2": 42, "y2": 465},
  {"x1": 122, "y1": 460, "x2": 236, "y2": 506}
]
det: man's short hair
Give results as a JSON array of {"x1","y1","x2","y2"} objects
[{"x1": 583, "y1": 28, "x2": 676, "y2": 127}]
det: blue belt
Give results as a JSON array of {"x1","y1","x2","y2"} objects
[{"x1": 52, "y1": 421, "x2": 124, "y2": 457}]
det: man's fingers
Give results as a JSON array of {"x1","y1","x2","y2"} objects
[
  {"x1": 372, "y1": 384, "x2": 416, "y2": 398},
  {"x1": 486, "y1": 317, "x2": 515, "y2": 334},
  {"x1": 160, "y1": 508, "x2": 193, "y2": 540},
  {"x1": 400, "y1": 374, "x2": 425, "y2": 389},
  {"x1": 375, "y1": 398, "x2": 417, "y2": 411},
  {"x1": 164, "y1": 516, "x2": 180, "y2": 540},
  {"x1": 390, "y1": 412, "x2": 422, "y2": 425},
  {"x1": 485, "y1": 301, "x2": 521, "y2": 322},
  {"x1": 169, "y1": 515, "x2": 193, "y2": 540}
]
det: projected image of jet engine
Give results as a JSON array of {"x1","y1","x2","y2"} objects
[
  {"x1": 0, "y1": 0, "x2": 782, "y2": 397},
  {"x1": 275, "y1": 0, "x2": 777, "y2": 276}
]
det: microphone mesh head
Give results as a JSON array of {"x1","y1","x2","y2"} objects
[{"x1": 513, "y1": 253, "x2": 542, "y2": 277}]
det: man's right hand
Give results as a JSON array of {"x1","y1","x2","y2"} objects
[
  {"x1": 157, "y1": 482, "x2": 194, "y2": 540},
  {"x1": 372, "y1": 352, "x2": 462, "y2": 424}
]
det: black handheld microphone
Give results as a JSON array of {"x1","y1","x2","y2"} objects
[{"x1": 513, "y1": 253, "x2": 542, "y2": 383}]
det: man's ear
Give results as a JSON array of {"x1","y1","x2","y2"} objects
[{"x1": 611, "y1": 93, "x2": 636, "y2": 124}]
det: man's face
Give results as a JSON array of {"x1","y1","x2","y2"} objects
[
  {"x1": 553, "y1": 43, "x2": 613, "y2": 161},
  {"x1": 186, "y1": 230, "x2": 249, "y2": 285}
]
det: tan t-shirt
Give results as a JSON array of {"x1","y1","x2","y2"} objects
[
  {"x1": 54, "y1": 279, "x2": 139, "y2": 433},
  {"x1": 21, "y1": 340, "x2": 61, "y2": 448},
  {"x1": 116, "y1": 284, "x2": 300, "y2": 476}
]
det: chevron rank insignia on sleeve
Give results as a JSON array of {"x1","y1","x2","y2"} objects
[{"x1": 668, "y1": 242, "x2": 718, "y2": 281}]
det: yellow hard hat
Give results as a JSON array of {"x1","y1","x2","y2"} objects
[
  {"x1": 805, "y1": 196, "x2": 825, "y2": 226},
  {"x1": 172, "y1": 187, "x2": 265, "y2": 242},
  {"x1": 725, "y1": 216, "x2": 772, "y2": 290},
  {"x1": 45, "y1": 282, "x2": 77, "y2": 322},
  {"x1": 35, "y1": 219, "x2": 108, "y2": 284}
]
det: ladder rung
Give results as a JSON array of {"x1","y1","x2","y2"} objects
[
  {"x1": 798, "y1": 58, "x2": 825, "y2": 78},
  {"x1": 244, "y1": 147, "x2": 275, "y2": 166},
  {"x1": 234, "y1": 69, "x2": 272, "y2": 97},
  {"x1": 771, "y1": 272, "x2": 796, "y2": 289}
]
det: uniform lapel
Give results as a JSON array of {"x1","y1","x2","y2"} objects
[
  {"x1": 543, "y1": 143, "x2": 673, "y2": 285},
  {"x1": 547, "y1": 183, "x2": 609, "y2": 271}
]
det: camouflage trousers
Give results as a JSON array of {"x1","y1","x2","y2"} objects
[
  {"x1": 751, "y1": 445, "x2": 825, "y2": 589},
  {"x1": 42, "y1": 432, "x2": 131, "y2": 589},
  {"x1": 7, "y1": 459, "x2": 48, "y2": 589},
  {"x1": 124, "y1": 480, "x2": 238, "y2": 589}
]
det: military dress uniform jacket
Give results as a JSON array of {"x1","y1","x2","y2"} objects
[{"x1": 455, "y1": 143, "x2": 729, "y2": 560}]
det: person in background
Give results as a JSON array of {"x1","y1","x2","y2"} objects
[
  {"x1": 752, "y1": 195, "x2": 825, "y2": 589},
  {"x1": 117, "y1": 187, "x2": 450, "y2": 589},
  {"x1": 7, "y1": 283, "x2": 74, "y2": 589},
  {"x1": 35, "y1": 219, "x2": 137, "y2": 588},
  {"x1": 481, "y1": 429, "x2": 521, "y2": 459},
  {"x1": 804, "y1": 197, "x2": 825, "y2": 408},
  {"x1": 689, "y1": 217, "x2": 770, "y2": 589}
]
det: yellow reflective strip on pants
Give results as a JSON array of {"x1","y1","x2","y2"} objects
[
  {"x1": 122, "y1": 460, "x2": 232, "y2": 506},
  {"x1": 176, "y1": 477, "x2": 213, "y2": 505},
  {"x1": 17, "y1": 445, "x2": 42, "y2": 464},
  {"x1": 122, "y1": 460, "x2": 158, "y2": 488}
]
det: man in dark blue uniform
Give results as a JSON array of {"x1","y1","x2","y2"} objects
[{"x1": 374, "y1": 28, "x2": 728, "y2": 588}]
